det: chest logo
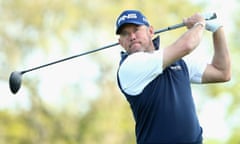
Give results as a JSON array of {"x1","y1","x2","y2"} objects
[{"x1": 170, "y1": 65, "x2": 182, "y2": 71}]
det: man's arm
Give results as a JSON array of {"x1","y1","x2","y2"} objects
[
  {"x1": 202, "y1": 27, "x2": 231, "y2": 83},
  {"x1": 162, "y1": 13, "x2": 205, "y2": 69}
]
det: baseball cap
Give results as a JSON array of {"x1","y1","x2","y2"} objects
[{"x1": 115, "y1": 10, "x2": 149, "y2": 34}]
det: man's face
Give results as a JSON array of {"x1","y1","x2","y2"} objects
[{"x1": 118, "y1": 24, "x2": 154, "y2": 54}]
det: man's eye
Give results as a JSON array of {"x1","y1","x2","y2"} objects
[
  {"x1": 134, "y1": 27, "x2": 142, "y2": 33},
  {"x1": 120, "y1": 31, "x2": 129, "y2": 36},
  {"x1": 135, "y1": 27, "x2": 140, "y2": 31}
]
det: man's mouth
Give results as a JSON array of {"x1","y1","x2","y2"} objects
[{"x1": 130, "y1": 42, "x2": 140, "y2": 49}]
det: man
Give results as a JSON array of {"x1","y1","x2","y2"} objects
[{"x1": 116, "y1": 10, "x2": 231, "y2": 144}]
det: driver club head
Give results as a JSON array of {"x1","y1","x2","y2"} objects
[{"x1": 9, "y1": 71, "x2": 22, "y2": 94}]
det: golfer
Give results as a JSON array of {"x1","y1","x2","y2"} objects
[{"x1": 116, "y1": 10, "x2": 231, "y2": 144}]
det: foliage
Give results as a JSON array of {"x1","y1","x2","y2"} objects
[{"x1": 0, "y1": 0, "x2": 239, "y2": 143}]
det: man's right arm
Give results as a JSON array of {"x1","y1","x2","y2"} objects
[{"x1": 162, "y1": 13, "x2": 205, "y2": 69}]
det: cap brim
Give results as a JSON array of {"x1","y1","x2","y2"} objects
[{"x1": 116, "y1": 21, "x2": 147, "y2": 34}]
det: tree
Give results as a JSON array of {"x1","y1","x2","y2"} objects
[{"x1": 1, "y1": 0, "x2": 239, "y2": 143}]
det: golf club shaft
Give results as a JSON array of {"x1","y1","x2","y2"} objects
[
  {"x1": 20, "y1": 12, "x2": 217, "y2": 74},
  {"x1": 21, "y1": 42, "x2": 119, "y2": 74},
  {"x1": 154, "y1": 12, "x2": 217, "y2": 34}
]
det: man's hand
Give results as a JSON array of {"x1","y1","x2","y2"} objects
[{"x1": 183, "y1": 13, "x2": 206, "y2": 29}]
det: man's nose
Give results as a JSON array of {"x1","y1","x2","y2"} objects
[{"x1": 129, "y1": 32, "x2": 136, "y2": 41}]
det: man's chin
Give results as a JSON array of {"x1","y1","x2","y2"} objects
[{"x1": 129, "y1": 49, "x2": 143, "y2": 54}]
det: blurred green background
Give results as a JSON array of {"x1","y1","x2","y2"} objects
[{"x1": 0, "y1": 0, "x2": 239, "y2": 143}]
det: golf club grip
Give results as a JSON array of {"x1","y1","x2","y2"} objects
[{"x1": 154, "y1": 12, "x2": 217, "y2": 34}]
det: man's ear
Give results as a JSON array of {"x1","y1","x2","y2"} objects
[
  {"x1": 118, "y1": 38, "x2": 123, "y2": 46},
  {"x1": 149, "y1": 26, "x2": 154, "y2": 37}
]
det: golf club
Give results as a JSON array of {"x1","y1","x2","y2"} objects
[{"x1": 9, "y1": 12, "x2": 217, "y2": 94}]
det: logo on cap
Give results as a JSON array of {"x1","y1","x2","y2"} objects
[{"x1": 117, "y1": 13, "x2": 138, "y2": 25}]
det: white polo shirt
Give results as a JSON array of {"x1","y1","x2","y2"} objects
[{"x1": 118, "y1": 49, "x2": 207, "y2": 95}]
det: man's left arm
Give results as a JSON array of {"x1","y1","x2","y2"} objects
[{"x1": 202, "y1": 27, "x2": 231, "y2": 83}]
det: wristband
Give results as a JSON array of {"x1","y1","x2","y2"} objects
[{"x1": 194, "y1": 22, "x2": 205, "y2": 28}]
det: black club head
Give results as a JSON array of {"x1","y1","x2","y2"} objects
[{"x1": 9, "y1": 71, "x2": 22, "y2": 94}]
